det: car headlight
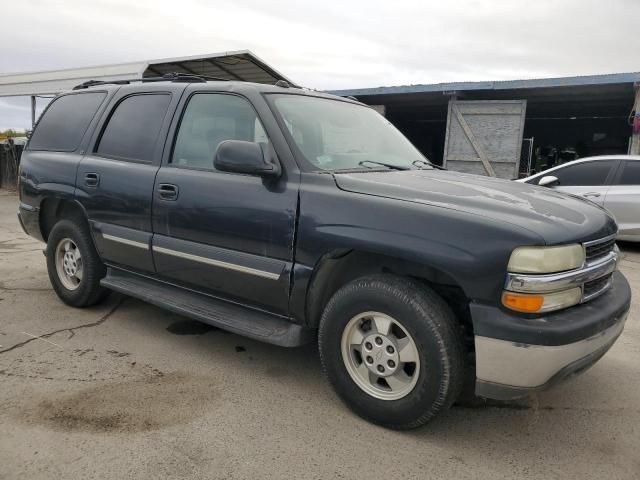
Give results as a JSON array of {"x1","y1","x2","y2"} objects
[
  {"x1": 507, "y1": 244, "x2": 585, "y2": 274},
  {"x1": 503, "y1": 244, "x2": 586, "y2": 313}
]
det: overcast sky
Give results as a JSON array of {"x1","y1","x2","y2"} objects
[{"x1": 2, "y1": 0, "x2": 639, "y2": 130}]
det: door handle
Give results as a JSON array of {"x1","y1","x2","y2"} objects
[
  {"x1": 158, "y1": 183, "x2": 179, "y2": 201},
  {"x1": 84, "y1": 172, "x2": 100, "y2": 187},
  {"x1": 583, "y1": 192, "x2": 601, "y2": 198}
]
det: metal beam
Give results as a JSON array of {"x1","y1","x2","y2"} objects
[
  {"x1": 630, "y1": 84, "x2": 640, "y2": 155},
  {"x1": 244, "y1": 56, "x2": 279, "y2": 84},
  {"x1": 30, "y1": 96, "x2": 36, "y2": 128},
  {"x1": 207, "y1": 59, "x2": 243, "y2": 81},
  {"x1": 173, "y1": 62, "x2": 200, "y2": 76},
  {"x1": 146, "y1": 66, "x2": 163, "y2": 76}
]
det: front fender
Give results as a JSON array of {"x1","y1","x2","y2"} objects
[{"x1": 293, "y1": 176, "x2": 544, "y2": 318}]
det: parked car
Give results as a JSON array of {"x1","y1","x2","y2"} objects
[
  {"x1": 18, "y1": 75, "x2": 631, "y2": 429},
  {"x1": 518, "y1": 156, "x2": 640, "y2": 242}
]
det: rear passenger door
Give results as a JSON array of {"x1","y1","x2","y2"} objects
[
  {"x1": 76, "y1": 85, "x2": 184, "y2": 273},
  {"x1": 550, "y1": 160, "x2": 618, "y2": 206},
  {"x1": 151, "y1": 89, "x2": 299, "y2": 316},
  {"x1": 604, "y1": 160, "x2": 640, "y2": 238}
]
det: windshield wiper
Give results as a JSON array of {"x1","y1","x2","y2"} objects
[
  {"x1": 358, "y1": 160, "x2": 409, "y2": 171},
  {"x1": 412, "y1": 159, "x2": 446, "y2": 170}
]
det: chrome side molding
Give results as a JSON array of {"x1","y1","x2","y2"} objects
[
  {"x1": 102, "y1": 233, "x2": 149, "y2": 250},
  {"x1": 152, "y1": 245, "x2": 282, "y2": 280}
]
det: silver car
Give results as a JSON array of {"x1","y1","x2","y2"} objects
[{"x1": 518, "y1": 155, "x2": 640, "y2": 242}]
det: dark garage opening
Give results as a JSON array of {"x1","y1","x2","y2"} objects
[
  {"x1": 471, "y1": 84, "x2": 634, "y2": 175},
  {"x1": 332, "y1": 73, "x2": 639, "y2": 176}
]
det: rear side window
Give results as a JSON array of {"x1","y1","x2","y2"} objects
[
  {"x1": 552, "y1": 161, "x2": 616, "y2": 186},
  {"x1": 96, "y1": 93, "x2": 171, "y2": 163},
  {"x1": 613, "y1": 161, "x2": 640, "y2": 185},
  {"x1": 28, "y1": 92, "x2": 106, "y2": 151}
]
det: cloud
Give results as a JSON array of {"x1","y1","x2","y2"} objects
[{"x1": 2, "y1": 0, "x2": 639, "y2": 128}]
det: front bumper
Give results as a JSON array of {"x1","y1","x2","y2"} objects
[{"x1": 472, "y1": 271, "x2": 631, "y2": 400}]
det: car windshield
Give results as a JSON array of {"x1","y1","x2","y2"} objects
[{"x1": 271, "y1": 94, "x2": 432, "y2": 172}]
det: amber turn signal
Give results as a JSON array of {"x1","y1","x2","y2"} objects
[
  {"x1": 502, "y1": 287, "x2": 583, "y2": 314},
  {"x1": 502, "y1": 292, "x2": 545, "y2": 313}
]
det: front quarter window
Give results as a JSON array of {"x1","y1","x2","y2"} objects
[{"x1": 270, "y1": 95, "x2": 429, "y2": 171}]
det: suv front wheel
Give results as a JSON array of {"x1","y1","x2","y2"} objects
[
  {"x1": 46, "y1": 218, "x2": 108, "y2": 307},
  {"x1": 318, "y1": 275, "x2": 465, "y2": 430}
]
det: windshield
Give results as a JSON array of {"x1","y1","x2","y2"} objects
[{"x1": 271, "y1": 95, "x2": 432, "y2": 172}]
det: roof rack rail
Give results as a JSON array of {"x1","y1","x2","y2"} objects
[{"x1": 72, "y1": 72, "x2": 231, "y2": 90}]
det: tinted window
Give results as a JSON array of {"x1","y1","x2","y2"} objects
[
  {"x1": 28, "y1": 92, "x2": 106, "y2": 151},
  {"x1": 550, "y1": 161, "x2": 616, "y2": 186},
  {"x1": 97, "y1": 94, "x2": 171, "y2": 162},
  {"x1": 613, "y1": 161, "x2": 640, "y2": 185},
  {"x1": 172, "y1": 93, "x2": 268, "y2": 170}
]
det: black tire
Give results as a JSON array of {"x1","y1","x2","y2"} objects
[
  {"x1": 318, "y1": 274, "x2": 465, "y2": 430},
  {"x1": 46, "y1": 218, "x2": 109, "y2": 307}
]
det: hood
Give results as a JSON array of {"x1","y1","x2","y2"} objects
[{"x1": 333, "y1": 169, "x2": 617, "y2": 244}]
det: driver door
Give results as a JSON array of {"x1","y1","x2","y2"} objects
[{"x1": 151, "y1": 91, "x2": 299, "y2": 316}]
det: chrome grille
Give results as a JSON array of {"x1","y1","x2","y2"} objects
[
  {"x1": 585, "y1": 236, "x2": 616, "y2": 262},
  {"x1": 583, "y1": 273, "x2": 613, "y2": 300}
]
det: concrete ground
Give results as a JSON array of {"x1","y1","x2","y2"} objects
[{"x1": 0, "y1": 190, "x2": 638, "y2": 480}]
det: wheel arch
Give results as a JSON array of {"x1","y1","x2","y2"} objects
[
  {"x1": 304, "y1": 249, "x2": 473, "y2": 339},
  {"x1": 39, "y1": 197, "x2": 92, "y2": 243}
]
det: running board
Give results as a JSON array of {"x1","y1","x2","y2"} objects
[{"x1": 100, "y1": 269, "x2": 314, "y2": 347}]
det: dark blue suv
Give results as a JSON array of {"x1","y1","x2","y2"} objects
[{"x1": 17, "y1": 75, "x2": 631, "y2": 429}]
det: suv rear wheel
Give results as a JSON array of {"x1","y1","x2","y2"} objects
[
  {"x1": 318, "y1": 275, "x2": 465, "y2": 430},
  {"x1": 46, "y1": 218, "x2": 108, "y2": 307}
]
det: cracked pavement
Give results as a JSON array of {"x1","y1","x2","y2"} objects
[{"x1": 0, "y1": 190, "x2": 639, "y2": 479}]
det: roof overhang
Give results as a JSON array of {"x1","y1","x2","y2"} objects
[
  {"x1": 329, "y1": 72, "x2": 640, "y2": 98},
  {"x1": 0, "y1": 50, "x2": 295, "y2": 97},
  {"x1": 329, "y1": 72, "x2": 640, "y2": 119}
]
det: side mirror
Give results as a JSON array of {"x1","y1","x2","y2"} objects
[
  {"x1": 214, "y1": 140, "x2": 281, "y2": 178},
  {"x1": 538, "y1": 175, "x2": 559, "y2": 187}
]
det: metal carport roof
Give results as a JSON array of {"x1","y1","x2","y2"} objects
[
  {"x1": 0, "y1": 50, "x2": 295, "y2": 97},
  {"x1": 328, "y1": 71, "x2": 640, "y2": 98}
]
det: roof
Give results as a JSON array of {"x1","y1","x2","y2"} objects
[
  {"x1": 0, "y1": 50, "x2": 295, "y2": 97},
  {"x1": 329, "y1": 71, "x2": 640, "y2": 98},
  {"x1": 67, "y1": 76, "x2": 344, "y2": 99}
]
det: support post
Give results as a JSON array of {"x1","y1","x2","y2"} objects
[
  {"x1": 630, "y1": 83, "x2": 640, "y2": 155},
  {"x1": 30, "y1": 95, "x2": 36, "y2": 128}
]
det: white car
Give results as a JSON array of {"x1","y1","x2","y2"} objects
[{"x1": 518, "y1": 155, "x2": 640, "y2": 241}]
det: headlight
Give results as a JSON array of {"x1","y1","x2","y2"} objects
[
  {"x1": 507, "y1": 244, "x2": 584, "y2": 274},
  {"x1": 502, "y1": 287, "x2": 582, "y2": 313},
  {"x1": 503, "y1": 244, "x2": 587, "y2": 313}
]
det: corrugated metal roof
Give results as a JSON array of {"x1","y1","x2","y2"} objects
[
  {"x1": 0, "y1": 50, "x2": 294, "y2": 97},
  {"x1": 329, "y1": 71, "x2": 640, "y2": 97}
]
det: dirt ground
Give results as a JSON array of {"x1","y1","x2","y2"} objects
[{"x1": 1, "y1": 189, "x2": 639, "y2": 480}]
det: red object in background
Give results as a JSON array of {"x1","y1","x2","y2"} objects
[{"x1": 634, "y1": 113, "x2": 640, "y2": 135}]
